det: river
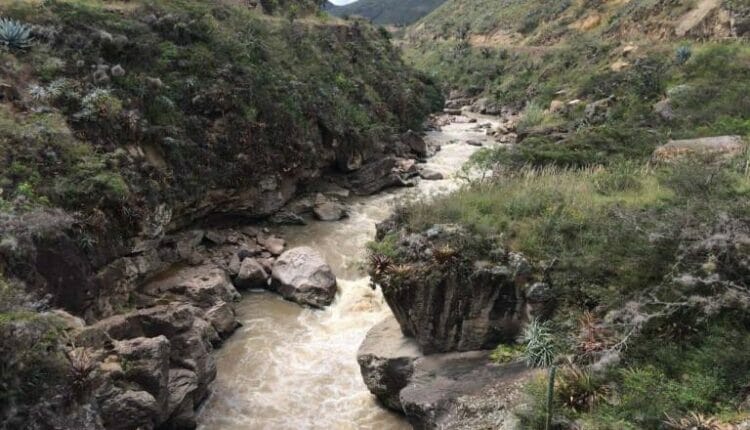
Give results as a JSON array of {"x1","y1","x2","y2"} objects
[{"x1": 196, "y1": 115, "x2": 499, "y2": 430}]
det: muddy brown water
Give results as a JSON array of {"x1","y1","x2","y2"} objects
[{"x1": 196, "y1": 116, "x2": 501, "y2": 430}]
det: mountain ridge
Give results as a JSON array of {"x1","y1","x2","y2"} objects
[{"x1": 325, "y1": 0, "x2": 447, "y2": 26}]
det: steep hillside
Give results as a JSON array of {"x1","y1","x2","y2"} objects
[
  {"x1": 325, "y1": 0, "x2": 446, "y2": 26},
  {"x1": 403, "y1": 0, "x2": 750, "y2": 164},
  {"x1": 364, "y1": 1, "x2": 750, "y2": 428},
  {"x1": 0, "y1": 0, "x2": 440, "y2": 427}
]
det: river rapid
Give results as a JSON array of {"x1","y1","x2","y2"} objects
[{"x1": 196, "y1": 115, "x2": 499, "y2": 430}]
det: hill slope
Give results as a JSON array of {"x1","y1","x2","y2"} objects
[
  {"x1": 326, "y1": 0, "x2": 446, "y2": 26},
  {"x1": 0, "y1": 0, "x2": 440, "y2": 427},
  {"x1": 390, "y1": 1, "x2": 750, "y2": 428}
]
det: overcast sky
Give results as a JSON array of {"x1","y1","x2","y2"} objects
[{"x1": 329, "y1": 0, "x2": 358, "y2": 4}]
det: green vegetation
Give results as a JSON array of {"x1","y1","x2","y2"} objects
[
  {"x1": 0, "y1": 0, "x2": 439, "y2": 232},
  {"x1": 490, "y1": 343, "x2": 524, "y2": 364},
  {"x1": 0, "y1": 17, "x2": 32, "y2": 49},
  {"x1": 398, "y1": 154, "x2": 750, "y2": 427},
  {"x1": 404, "y1": 0, "x2": 750, "y2": 166},
  {"x1": 0, "y1": 277, "x2": 68, "y2": 420},
  {"x1": 522, "y1": 319, "x2": 558, "y2": 430},
  {"x1": 405, "y1": 154, "x2": 750, "y2": 304}
]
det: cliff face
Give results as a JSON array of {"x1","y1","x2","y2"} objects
[
  {"x1": 0, "y1": 0, "x2": 441, "y2": 319},
  {"x1": 0, "y1": 1, "x2": 441, "y2": 427},
  {"x1": 369, "y1": 222, "x2": 553, "y2": 354}
]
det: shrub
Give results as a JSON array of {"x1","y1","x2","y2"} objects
[
  {"x1": 592, "y1": 161, "x2": 643, "y2": 195},
  {"x1": 490, "y1": 343, "x2": 525, "y2": 363},
  {"x1": 0, "y1": 18, "x2": 33, "y2": 50},
  {"x1": 556, "y1": 364, "x2": 610, "y2": 414},
  {"x1": 517, "y1": 102, "x2": 549, "y2": 132},
  {"x1": 78, "y1": 89, "x2": 123, "y2": 120}
]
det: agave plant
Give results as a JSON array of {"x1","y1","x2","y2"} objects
[
  {"x1": 663, "y1": 412, "x2": 724, "y2": 430},
  {"x1": 0, "y1": 18, "x2": 33, "y2": 50},
  {"x1": 369, "y1": 253, "x2": 392, "y2": 277},
  {"x1": 522, "y1": 319, "x2": 557, "y2": 430},
  {"x1": 675, "y1": 45, "x2": 692, "y2": 65}
]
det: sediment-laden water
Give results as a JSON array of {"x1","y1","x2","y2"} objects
[{"x1": 197, "y1": 116, "x2": 499, "y2": 430}]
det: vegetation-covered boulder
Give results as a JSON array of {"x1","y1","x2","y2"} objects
[{"x1": 369, "y1": 223, "x2": 538, "y2": 353}]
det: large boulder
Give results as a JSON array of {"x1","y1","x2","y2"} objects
[
  {"x1": 470, "y1": 97, "x2": 503, "y2": 115},
  {"x1": 258, "y1": 234, "x2": 285, "y2": 255},
  {"x1": 400, "y1": 130, "x2": 429, "y2": 158},
  {"x1": 346, "y1": 156, "x2": 414, "y2": 195},
  {"x1": 371, "y1": 225, "x2": 532, "y2": 354},
  {"x1": 99, "y1": 388, "x2": 160, "y2": 430},
  {"x1": 114, "y1": 336, "x2": 171, "y2": 417},
  {"x1": 234, "y1": 258, "x2": 269, "y2": 289},
  {"x1": 76, "y1": 301, "x2": 223, "y2": 427},
  {"x1": 271, "y1": 246, "x2": 337, "y2": 307},
  {"x1": 357, "y1": 317, "x2": 422, "y2": 410},
  {"x1": 653, "y1": 135, "x2": 745, "y2": 161},
  {"x1": 400, "y1": 351, "x2": 531, "y2": 430},
  {"x1": 357, "y1": 316, "x2": 533, "y2": 430},
  {"x1": 313, "y1": 193, "x2": 348, "y2": 221},
  {"x1": 205, "y1": 301, "x2": 240, "y2": 338},
  {"x1": 141, "y1": 265, "x2": 239, "y2": 308},
  {"x1": 164, "y1": 368, "x2": 199, "y2": 429}
]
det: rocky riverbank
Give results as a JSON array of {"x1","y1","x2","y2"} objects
[
  {"x1": 358, "y1": 316, "x2": 535, "y2": 430},
  {"x1": 358, "y1": 216, "x2": 549, "y2": 428},
  {"x1": 0, "y1": 8, "x2": 441, "y2": 427}
]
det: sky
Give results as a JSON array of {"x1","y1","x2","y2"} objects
[{"x1": 329, "y1": 0, "x2": 358, "y2": 4}]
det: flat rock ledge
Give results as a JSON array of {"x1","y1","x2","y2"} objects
[{"x1": 358, "y1": 316, "x2": 535, "y2": 430}]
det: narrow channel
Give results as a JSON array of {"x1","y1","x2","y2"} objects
[{"x1": 196, "y1": 116, "x2": 499, "y2": 429}]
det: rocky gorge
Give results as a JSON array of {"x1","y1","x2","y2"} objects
[{"x1": 3, "y1": 0, "x2": 750, "y2": 429}]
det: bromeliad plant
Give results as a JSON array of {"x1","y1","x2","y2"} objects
[
  {"x1": 522, "y1": 319, "x2": 557, "y2": 430},
  {"x1": 0, "y1": 18, "x2": 33, "y2": 50}
]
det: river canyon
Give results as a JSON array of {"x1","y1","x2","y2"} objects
[{"x1": 196, "y1": 115, "x2": 500, "y2": 429}]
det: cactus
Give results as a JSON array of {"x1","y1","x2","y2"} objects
[{"x1": 0, "y1": 18, "x2": 33, "y2": 50}]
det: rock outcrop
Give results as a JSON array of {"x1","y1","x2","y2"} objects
[
  {"x1": 313, "y1": 193, "x2": 348, "y2": 221},
  {"x1": 74, "y1": 299, "x2": 226, "y2": 429},
  {"x1": 234, "y1": 258, "x2": 270, "y2": 289},
  {"x1": 370, "y1": 224, "x2": 538, "y2": 354},
  {"x1": 652, "y1": 135, "x2": 746, "y2": 161},
  {"x1": 358, "y1": 316, "x2": 534, "y2": 430},
  {"x1": 357, "y1": 317, "x2": 422, "y2": 411},
  {"x1": 346, "y1": 156, "x2": 417, "y2": 195},
  {"x1": 271, "y1": 246, "x2": 338, "y2": 308}
]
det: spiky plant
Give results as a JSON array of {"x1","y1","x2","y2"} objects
[
  {"x1": 556, "y1": 364, "x2": 610, "y2": 413},
  {"x1": 387, "y1": 264, "x2": 413, "y2": 277},
  {"x1": 432, "y1": 244, "x2": 459, "y2": 265},
  {"x1": 369, "y1": 253, "x2": 392, "y2": 278},
  {"x1": 0, "y1": 18, "x2": 33, "y2": 50},
  {"x1": 663, "y1": 412, "x2": 723, "y2": 430},
  {"x1": 675, "y1": 45, "x2": 692, "y2": 65},
  {"x1": 577, "y1": 310, "x2": 613, "y2": 359},
  {"x1": 521, "y1": 319, "x2": 557, "y2": 430},
  {"x1": 522, "y1": 319, "x2": 555, "y2": 368},
  {"x1": 65, "y1": 346, "x2": 96, "y2": 402}
]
